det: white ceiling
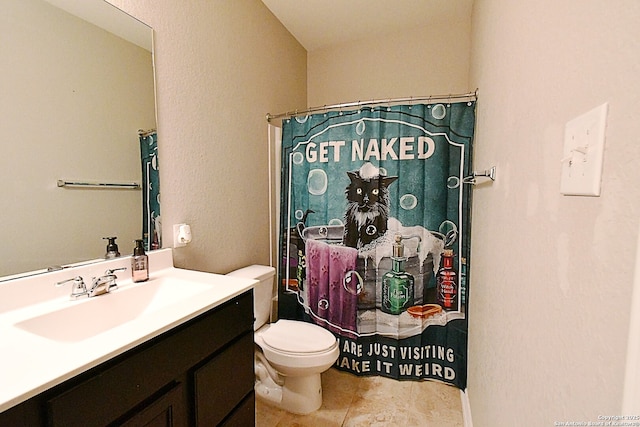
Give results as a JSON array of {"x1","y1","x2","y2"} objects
[{"x1": 261, "y1": 0, "x2": 473, "y2": 51}]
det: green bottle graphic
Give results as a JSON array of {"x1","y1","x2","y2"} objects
[{"x1": 381, "y1": 235, "x2": 415, "y2": 314}]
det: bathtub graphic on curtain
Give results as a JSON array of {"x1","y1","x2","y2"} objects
[{"x1": 278, "y1": 102, "x2": 475, "y2": 389}]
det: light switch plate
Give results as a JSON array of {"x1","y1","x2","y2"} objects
[{"x1": 560, "y1": 103, "x2": 608, "y2": 196}]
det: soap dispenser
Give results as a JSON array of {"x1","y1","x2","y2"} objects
[
  {"x1": 131, "y1": 239, "x2": 149, "y2": 282},
  {"x1": 103, "y1": 237, "x2": 120, "y2": 259}
]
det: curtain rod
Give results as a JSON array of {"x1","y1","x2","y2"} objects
[{"x1": 266, "y1": 89, "x2": 477, "y2": 122}]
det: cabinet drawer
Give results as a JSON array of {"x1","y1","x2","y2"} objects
[
  {"x1": 47, "y1": 292, "x2": 253, "y2": 427},
  {"x1": 193, "y1": 333, "x2": 254, "y2": 426}
]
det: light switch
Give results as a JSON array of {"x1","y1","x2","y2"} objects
[{"x1": 560, "y1": 103, "x2": 608, "y2": 196}]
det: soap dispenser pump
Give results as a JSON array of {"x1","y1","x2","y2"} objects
[
  {"x1": 103, "y1": 237, "x2": 120, "y2": 259},
  {"x1": 131, "y1": 239, "x2": 149, "y2": 282}
]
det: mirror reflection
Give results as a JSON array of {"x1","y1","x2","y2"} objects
[{"x1": 1, "y1": 0, "x2": 157, "y2": 279}]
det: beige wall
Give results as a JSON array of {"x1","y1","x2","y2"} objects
[
  {"x1": 468, "y1": 0, "x2": 640, "y2": 424},
  {"x1": 106, "y1": 0, "x2": 307, "y2": 273},
  {"x1": 1, "y1": 0, "x2": 154, "y2": 275},
  {"x1": 308, "y1": 19, "x2": 472, "y2": 106},
  {"x1": 83, "y1": 0, "x2": 640, "y2": 423}
]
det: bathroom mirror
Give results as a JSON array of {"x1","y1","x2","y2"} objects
[{"x1": 0, "y1": 0, "x2": 157, "y2": 280}]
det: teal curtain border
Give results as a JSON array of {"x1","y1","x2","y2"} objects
[{"x1": 139, "y1": 132, "x2": 161, "y2": 250}]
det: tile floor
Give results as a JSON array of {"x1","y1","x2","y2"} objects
[{"x1": 255, "y1": 368, "x2": 465, "y2": 427}]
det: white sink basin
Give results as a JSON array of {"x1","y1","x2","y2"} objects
[
  {"x1": 15, "y1": 277, "x2": 213, "y2": 342},
  {"x1": 0, "y1": 249, "x2": 258, "y2": 413}
]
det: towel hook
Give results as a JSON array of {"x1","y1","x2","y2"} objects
[{"x1": 463, "y1": 166, "x2": 497, "y2": 185}]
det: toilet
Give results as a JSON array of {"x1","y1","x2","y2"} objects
[{"x1": 226, "y1": 265, "x2": 339, "y2": 415}]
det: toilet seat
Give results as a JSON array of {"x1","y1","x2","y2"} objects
[{"x1": 261, "y1": 319, "x2": 337, "y2": 355}]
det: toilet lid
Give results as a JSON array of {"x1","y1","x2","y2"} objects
[{"x1": 261, "y1": 320, "x2": 337, "y2": 354}]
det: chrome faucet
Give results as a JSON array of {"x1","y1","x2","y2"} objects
[
  {"x1": 55, "y1": 276, "x2": 88, "y2": 300},
  {"x1": 89, "y1": 268, "x2": 127, "y2": 297},
  {"x1": 55, "y1": 267, "x2": 127, "y2": 300}
]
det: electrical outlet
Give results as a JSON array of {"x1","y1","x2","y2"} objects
[{"x1": 560, "y1": 103, "x2": 608, "y2": 196}]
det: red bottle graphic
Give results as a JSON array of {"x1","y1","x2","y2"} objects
[{"x1": 437, "y1": 249, "x2": 458, "y2": 311}]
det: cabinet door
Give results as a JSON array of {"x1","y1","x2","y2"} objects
[
  {"x1": 193, "y1": 333, "x2": 254, "y2": 426},
  {"x1": 47, "y1": 293, "x2": 253, "y2": 427},
  {"x1": 220, "y1": 394, "x2": 255, "y2": 427},
  {"x1": 0, "y1": 398, "x2": 43, "y2": 427},
  {"x1": 118, "y1": 382, "x2": 186, "y2": 427}
]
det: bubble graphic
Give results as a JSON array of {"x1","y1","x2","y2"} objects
[
  {"x1": 292, "y1": 152, "x2": 304, "y2": 164},
  {"x1": 439, "y1": 220, "x2": 458, "y2": 247},
  {"x1": 295, "y1": 115, "x2": 309, "y2": 124},
  {"x1": 399, "y1": 194, "x2": 418, "y2": 210},
  {"x1": 307, "y1": 169, "x2": 328, "y2": 195},
  {"x1": 365, "y1": 225, "x2": 378, "y2": 236},
  {"x1": 343, "y1": 270, "x2": 363, "y2": 295},
  {"x1": 379, "y1": 167, "x2": 388, "y2": 177},
  {"x1": 432, "y1": 104, "x2": 446, "y2": 120},
  {"x1": 295, "y1": 210, "x2": 304, "y2": 220},
  {"x1": 439, "y1": 220, "x2": 457, "y2": 236},
  {"x1": 328, "y1": 218, "x2": 344, "y2": 226},
  {"x1": 447, "y1": 176, "x2": 460, "y2": 189},
  {"x1": 356, "y1": 120, "x2": 366, "y2": 135}
]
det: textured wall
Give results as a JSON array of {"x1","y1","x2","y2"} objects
[
  {"x1": 106, "y1": 0, "x2": 307, "y2": 273},
  {"x1": 97, "y1": 0, "x2": 640, "y2": 423},
  {"x1": 308, "y1": 19, "x2": 472, "y2": 107},
  {"x1": 468, "y1": 0, "x2": 640, "y2": 424}
]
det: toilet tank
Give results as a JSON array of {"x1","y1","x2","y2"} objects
[{"x1": 226, "y1": 265, "x2": 275, "y2": 330}]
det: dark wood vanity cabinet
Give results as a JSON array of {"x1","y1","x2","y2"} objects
[{"x1": 0, "y1": 291, "x2": 255, "y2": 427}]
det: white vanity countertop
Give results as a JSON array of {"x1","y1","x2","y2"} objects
[{"x1": 0, "y1": 249, "x2": 257, "y2": 412}]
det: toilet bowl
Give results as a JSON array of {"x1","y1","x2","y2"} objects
[{"x1": 227, "y1": 265, "x2": 339, "y2": 415}]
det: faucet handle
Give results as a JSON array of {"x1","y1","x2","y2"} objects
[
  {"x1": 105, "y1": 267, "x2": 126, "y2": 291},
  {"x1": 56, "y1": 276, "x2": 88, "y2": 300}
]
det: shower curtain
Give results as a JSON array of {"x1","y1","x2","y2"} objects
[
  {"x1": 139, "y1": 130, "x2": 161, "y2": 250},
  {"x1": 278, "y1": 101, "x2": 475, "y2": 389}
]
